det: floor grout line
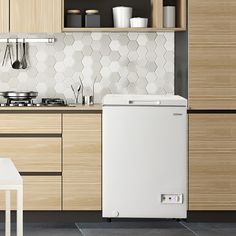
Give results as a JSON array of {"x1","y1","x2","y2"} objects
[
  {"x1": 75, "y1": 223, "x2": 86, "y2": 236},
  {"x1": 179, "y1": 221, "x2": 199, "y2": 236}
]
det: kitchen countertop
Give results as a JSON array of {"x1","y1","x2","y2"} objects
[
  {"x1": 0, "y1": 104, "x2": 102, "y2": 112},
  {"x1": 0, "y1": 104, "x2": 201, "y2": 113}
]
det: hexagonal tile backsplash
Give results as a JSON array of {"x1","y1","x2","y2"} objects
[{"x1": 0, "y1": 32, "x2": 174, "y2": 103}]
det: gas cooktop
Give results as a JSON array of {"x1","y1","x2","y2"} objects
[{"x1": 0, "y1": 97, "x2": 67, "y2": 107}]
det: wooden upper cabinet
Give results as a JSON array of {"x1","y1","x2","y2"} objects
[
  {"x1": 0, "y1": 0, "x2": 9, "y2": 32},
  {"x1": 189, "y1": 0, "x2": 236, "y2": 109},
  {"x1": 10, "y1": 0, "x2": 61, "y2": 33}
]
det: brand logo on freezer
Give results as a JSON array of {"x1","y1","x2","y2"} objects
[{"x1": 173, "y1": 113, "x2": 183, "y2": 116}]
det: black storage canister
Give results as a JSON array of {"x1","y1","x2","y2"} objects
[
  {"x1": 66, "y1": 9, "x2": 82, "y2": 28},
  {"x1": 85, "y1": 10, "x2": 101, "y2": 27}
]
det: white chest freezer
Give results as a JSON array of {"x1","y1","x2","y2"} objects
[{"x1": 102, "y1": 94, "x2": 187, "y2": 219}]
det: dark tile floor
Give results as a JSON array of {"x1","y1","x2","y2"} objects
[
  {"x1": 182, "y1": 222, "x2": 236, "y2": 236},
  {"x1": 1, "y1": 221, "x2": 236, "y2": 236},
  {"x1": 0, "y1": 223, "x2": 82, "y2": 236},
  {"x1": 77, "y1": 221, "x2": 194, "y2": 236}
]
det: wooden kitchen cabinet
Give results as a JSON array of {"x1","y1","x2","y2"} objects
[
  {"x1": 189, "y1": 114, "x2": 236, "y2": 210},
  {"x1": 63, "y1": 114, "x2": 101, "y2": 210},
  {"x1": 0, "y1": 110, "x2": 102, "y2": 211},
  {"x1": 0, "y1": 176, "x2": 61, "y2": 210},
  {"x1": 10, "y1": 0, "x2": 61, "y2": 32},
  {"x1": 0, "y1": 138, "x2": 61, "y2": 172},
  {"x1": 0, "y1": 114, "x2": 61, "y2": 134},
  {"x1": 189, "y1": 0, "x2": 236, "y2": 109},
  {"x1": 0, "y1": 0, "x2": 9, "y2": 32}
]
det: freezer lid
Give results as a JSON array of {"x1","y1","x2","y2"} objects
[{"x1": 103, "y1": 94, "x2": 187, "y2": 107}]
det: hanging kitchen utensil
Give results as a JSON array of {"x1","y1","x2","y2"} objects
[
  {"x1": 2, "y1": 39, "x2": 12, "y2": 66},
  {"x1": 21, "y1": 39, "x2": 27, "y2": 69},
  {"x1": 8, "y1": 40, "x2": 13, "y2": 66},
  {"x1": 12, "y1": 39, "x2": 21, "y2": 69}
]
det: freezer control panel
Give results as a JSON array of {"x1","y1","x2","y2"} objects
[{"x1": 161, "y1": 194, "x2": 184, "y2": 204}]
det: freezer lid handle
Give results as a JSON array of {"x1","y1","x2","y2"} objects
[{"x1": 128, "y1": 100, "x2": 161, "y2": 105}]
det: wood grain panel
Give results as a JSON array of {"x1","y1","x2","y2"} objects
[
  {"x1": 61, "y1": 0, "x2": 65, "y2": 31},
  {"x1": 0, "y1": 114, "x2": 61, "y2": 134},
  {"x1": 63, "y1": 182, "x2": 101, "y2": 210},
  {"x1": 63, "y1": 114, "x2": 101, "y2": 210},
  {"x1": 177, "y1": 0, "x2": 186, "y2": 29},
  {"x1": 189, "y1": 0, "x2": 236, "y2": 44},
  {"x1": 189, "y1": 46, "x2": 236, "y2": 109},
  {"x1": 189, "y1": 114, "x2": 236, "y2": 210},
  {"x1": 0, "y1": 138, "x2": 61, "y2": 172},
  {"x1": 63, "y1": 27, "x2": 185, "y2": 32},
  {"x1": 0, "y1": 0, "x2": 9, "y2": 32},
  {"x1": 0, "y1": 176, "x2": 61, "y2": 210},
  {"x1": 189, "y1": 0, "x2": 236, "y2": 109},
  {"x1": 151, "y1": 0, "x2": 163, "y2": 28},
  {"x1": 10, "y1": 0, "x2": 61, "y2": 32}
]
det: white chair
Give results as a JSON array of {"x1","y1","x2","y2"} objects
[{"x1": 0, "y1": 158, "x2": 23, "y2": 236}]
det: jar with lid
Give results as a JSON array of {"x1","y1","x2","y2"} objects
[
  {"x1": 65, "y1": 9, "x2": 82, "y2": 28},
  {"x1": 85, "y1": 10, "x2": 101, "y2": 28},
  {"x1": 163, "y1": 6, "x2": 176, "y2": 28}
]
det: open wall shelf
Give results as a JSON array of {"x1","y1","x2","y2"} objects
[
  {"x1": 152, "y1": 0, "x2": 186, "y2": 30},
  {"x1": 62, "y1": 27, "x2": 185, "y2": 32},
  {"x1": 62, "y1": 0, "x2": 186, "y2": 32}
]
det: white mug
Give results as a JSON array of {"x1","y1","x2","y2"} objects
[
  {"x1": 130, "y1": 18, "x2": 148, "y2": 28},
  {"x1": 113, "y1": 6, "x2": 133, "y2": 28}
]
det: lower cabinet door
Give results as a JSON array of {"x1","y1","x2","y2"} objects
[
  {"x1": 0, "y1": 176, "x2": 61, "y2": 210},
  {"x1": 63, "y1": 114, "x2": 101, "y2": 210},
  {"x1": 0, "y1": 138, "x2": 61, "y2": 172},
  {"x1": 189, "y1": 114, "x2": 236, "y2": 210}
]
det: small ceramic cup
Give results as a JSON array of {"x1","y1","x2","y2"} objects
[{"x1": 130, "y1": 17, "x2": 148, "y2": 28}]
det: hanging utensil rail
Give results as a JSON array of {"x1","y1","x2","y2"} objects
[{"x1": 0, "y1": 38, "x2": 55, "y2": 43}]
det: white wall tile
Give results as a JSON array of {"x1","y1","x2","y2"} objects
[{"x1": 0, "y1": 32, "x2": 174, "y2": 103}]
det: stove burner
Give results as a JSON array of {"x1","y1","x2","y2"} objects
[
  {"x1": 41, "y1": 98, "x2": 66, "y2": 106},
  {"x1": 7, "y1": 100, "x2": 34, "y2": 106}
]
